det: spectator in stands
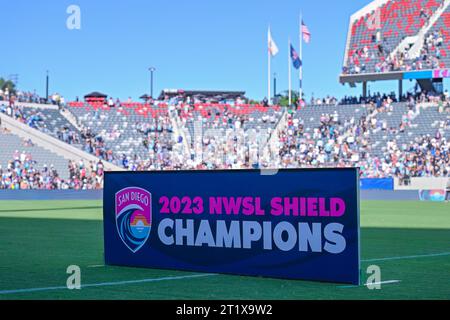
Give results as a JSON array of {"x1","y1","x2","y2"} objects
[
  {"x1": 108, "y1": 97, "x2": 114, "y2": 108},
  {"x1": 419, "y1": 8, "x2": 429, "y2": 19}
]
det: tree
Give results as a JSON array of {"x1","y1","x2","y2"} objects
[
  {"x1": 0, "y1": 77, "x2": 16, "y2": 95},
  {"x1": 277, "y1": 90, "x2": 300, "y2": 107}
]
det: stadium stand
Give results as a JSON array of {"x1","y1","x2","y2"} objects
[
  {"x1": 178, "y1": 103, "x2": 284, "y2": 169},
  {"x1": 2, "y1": 91, "x2": 449, "y2": 173},
  {"x1": 66, "y1": 102, "x2": 187, "y2": 170},
  {"x1": 402, "y1": 9, "x2": 450, "y2": 69},
  {"x1": 0, "y1": 129, "x2": 69, "y2": 179},
  {"x1": 18, "y1": 105, "x2": 83, "y2": 147},
  {"x1": 270, "y1": 100, "x2": 449, "y2": 180},
  {"x1": 0, "y1": 121, "x2": 106, "y2": 190},
  {"x1": 1, "y1": 92, "x2": 449, "y2": 189},
  {"x1": 344, "y1": 0, "x2": 448, "y2": 74}
]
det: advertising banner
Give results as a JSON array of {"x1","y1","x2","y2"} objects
[
  {"x1": 360, "y1": 178, "x2": 394, "y2": 190},
  {"x1": 103, "y1": 168, "x2": 360, "y2": 284},
  {"x1": 419, "y1": 190, "x2": 446, "y2": 202}
]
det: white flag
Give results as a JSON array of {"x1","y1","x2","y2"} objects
[{"x1": 268, "y1": 27, "x2": 279, "y2": 56}]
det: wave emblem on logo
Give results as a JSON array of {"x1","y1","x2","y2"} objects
[{"x1": 115, "y1": 187, "x2": 152, "y2": 253}]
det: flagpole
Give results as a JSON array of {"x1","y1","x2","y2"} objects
[
  {"x1": 288, "y1": 37, "x2": 292, "y2": 106},
  {"x1": 268, "y1": 27, "x2": 271, "y2": 105},
  {"x1": 268, "y1": 48, "x2": 271, "y2": 104},
  {"x1": 299, "y1": 12, "x2": 303, "y2": 102}
]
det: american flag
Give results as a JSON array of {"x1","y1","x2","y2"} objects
[{"x1": 301, "y1": 20, "x2": 311, "y2": 44}]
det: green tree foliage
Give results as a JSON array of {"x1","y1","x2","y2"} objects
[
  {"x1": 0, "y1": 77, "x2": 16, "y2": 95},
  {"x1": 277, "y1": 90, "x2": 300, "y2": 107}
]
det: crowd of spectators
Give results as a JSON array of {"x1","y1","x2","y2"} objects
[
  {"x1": 345, "y1": 39, "x2": 444, "y2": 74},
  {"x1": 344, "y1": 37, "x2": 396, "y2": 75},
  {"x1": 0, "y1": 151, "x2": 58, "y2": 190},
  {"x1": 0, "y1": 89, "x2": 65, "y2": 107},
  {"x1": 12, "y1": 91, "x2": 42, "y2": 104},
  {"x1": 158, "y1": 92, "x2": 248, "y2": 107},
  {"x1": 0, "y1": 152, "x2": 105, "y2": 190},
  {"x1": 1, "y1": 88, "x2": 449, "y2": 190},
  {"x1": 272, "y1": 103, "x2": 378, "y2": 171},
  {"x1": 308, "y1": 95, "x2": 339, "y2": 106},
  {"x1": 339, "y1": 89, "x2": 450, "y2": 106},
  {"x1": 78, "y1": 127, "x2": 115, "y2": 162},
  {"x1": 382, "y1": 135, "x2": 449, "y2": 184},
  {"x1": 400, "y1": 30, "x2": 445, "y2": 71},
  {"x1": 268, "y1": 96, "x2": 449, "y2": 179}
]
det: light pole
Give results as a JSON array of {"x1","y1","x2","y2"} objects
[
  {"x1": 148, "y1": 67, "x2": 156, "y2": 99},
  {"x1": 273, "y1": 72, "x2": 277, "y2": 98},
  {"x1": 46, "y1": 70, "x2": 49, "y2": 102}
]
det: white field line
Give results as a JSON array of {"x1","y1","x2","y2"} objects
[
  {"x1": 367, "y1": 280, "x2": 401, "y2": 286},
  {"x1": 1, "y1": 251, "x2": 449, "y2": 295},
  {"x1": 87, "y1": 265, "x2": 105, "y2": 268},
  {"x1": 339, "y1": 280, "x2": 401, "y2": 288},
  {"x1": 361, "y1": 252, "x2": 450, "y2": 263},
  {"x1": 0, "y1": 273, "x2": 216, "y2": 295}
]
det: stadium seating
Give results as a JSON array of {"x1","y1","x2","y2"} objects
[
  {"x1": 345, "y1": 0, "x2": 446, "y2": 74},
  {"x1": 19, "y1": 106, "x2": 83, "y2": 147},
  {"x1": 1, "y1": 97, "x2": 449, "y2": 187},
  {"x1": 66, "y1": 103, "x2": 186, "y2": 170},
  {"x1": 272, "y1": 101, "x2": 449, "y2": 177},
  {"x1": 403, "y1": 7, "x2": 450, "y2": 69},
  {"x1": 0, "y1": 130, "x2": 69, "y2": 179}
]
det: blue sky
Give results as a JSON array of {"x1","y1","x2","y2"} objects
[{"x1": 0, "y1": 0, "x2": 414, "y2": 101}]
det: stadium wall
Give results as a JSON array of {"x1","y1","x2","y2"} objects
[
  {"x1": 0, "y1": 101, "x2": 59, "y2": 110},
  {"x1": 0, "y1": 189, "x2": 427, "y2": 201},
  {"x1": 394, "y1": 177, "x2": 448, "y2": 190},
  {"x1": 0, "y1": 190, "x2": 103, "y2": 200}
]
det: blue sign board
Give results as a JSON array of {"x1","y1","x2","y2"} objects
[
  {"x1": 403, "y1": 70, "x2": 433, "y2": 80},
  {"x1": 103, "y1": 168, "x2": 361, "y2": 284},
  {"x1": 360, "y1": 178, "x2": 394, "y2": 190}
]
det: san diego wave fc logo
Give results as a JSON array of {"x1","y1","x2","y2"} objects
[{"x1": 115, "y1": 187, "x2": 152, "y2": 253}]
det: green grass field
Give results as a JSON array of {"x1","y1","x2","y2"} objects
[{"x1": 0, "y1": 200, "x2": 449, "y2": 300}]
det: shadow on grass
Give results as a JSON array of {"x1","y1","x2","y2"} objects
[
  {"x1": 0, "y1": 216, "x2": 449, "y2": 299},
  {"x1": 0, "y1": 216, "x2": 449, "y2": 263},
  {"x1": 0, "y1": 206, "x2": 102, "y2": 213}
]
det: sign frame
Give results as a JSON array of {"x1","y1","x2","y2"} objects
[{"x1": 103, "y1": 168, "x2": 361, "y2": 285}]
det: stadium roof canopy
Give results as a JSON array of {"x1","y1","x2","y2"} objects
[
  {"x1": 139, "y1": 94, "x2": 151, "y2": 101},
  {"x1": 84, "y1": 91, "x2": 108, "y2": 99},
  {"x1": 158, "y1": 89, "x2": 246, "y2": 101}
]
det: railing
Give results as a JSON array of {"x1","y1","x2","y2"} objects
[
  {"x1": 60, "y1": 108, "x2": 84, "y2": 131},
  {"x1": 0, "y1": 101, "x2": 59, "y2": 110},
  {"x1": 168, "y1": 107, "x2": 191, "y2": 159},
  {"x1": 259, "y1": 107, "x2": 289, "y2": 165}
]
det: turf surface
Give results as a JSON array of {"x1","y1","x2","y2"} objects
[{"x1": 0, "y1": 200, "x2": 449, "y2": 300}]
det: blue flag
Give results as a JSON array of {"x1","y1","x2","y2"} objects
[{"x1": 290, "y1": 44, "x2": 302, "y2": 69}]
